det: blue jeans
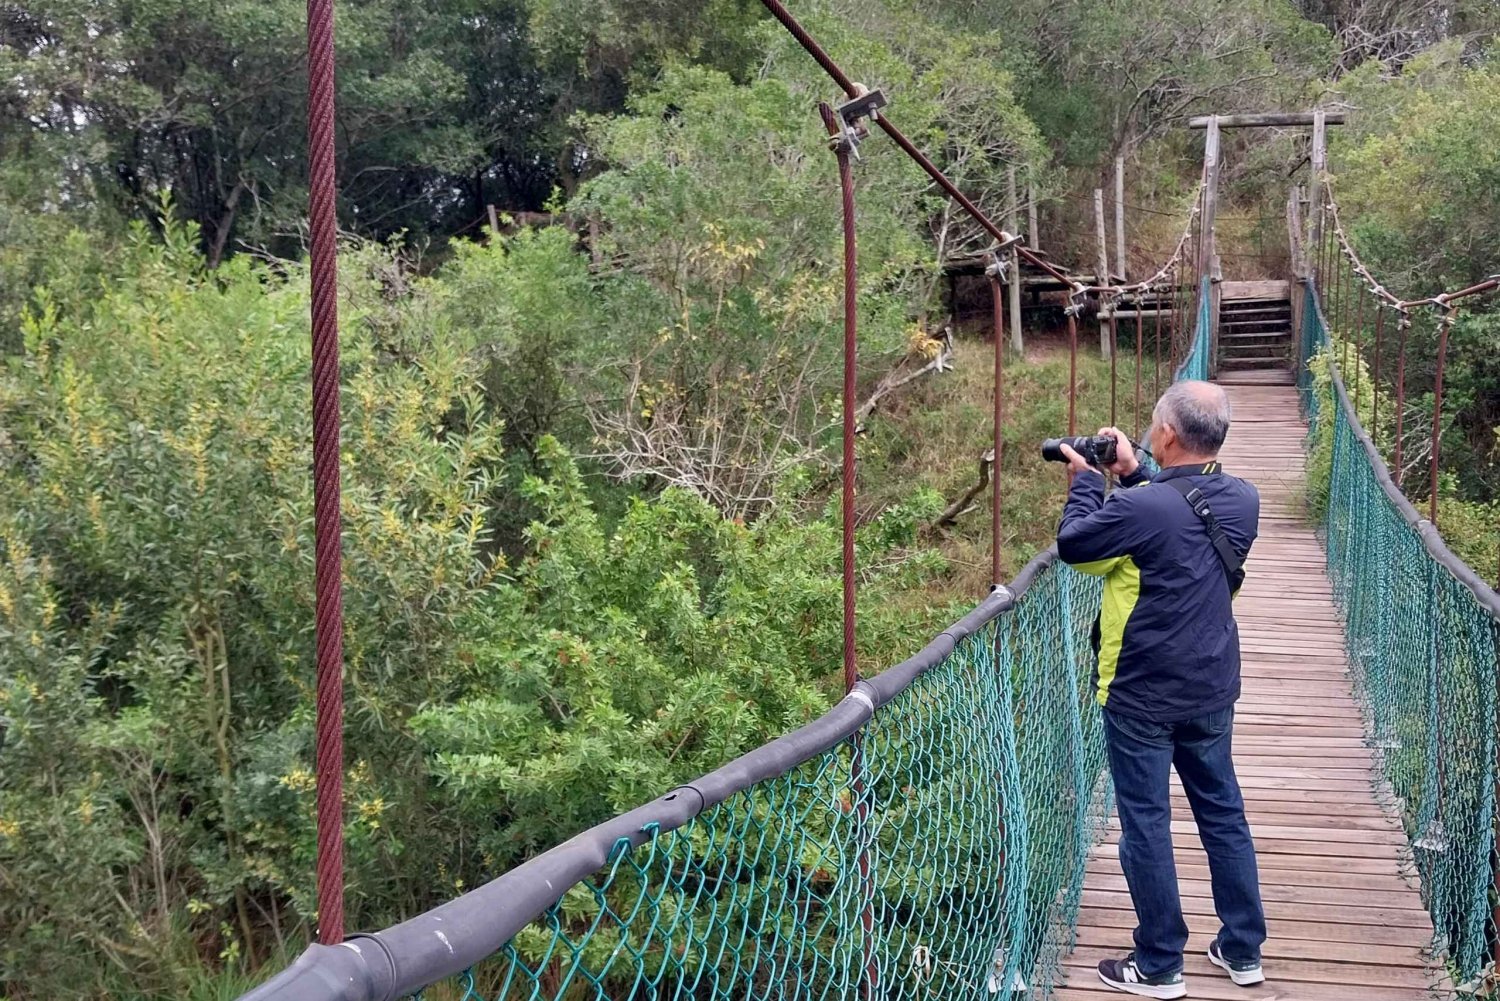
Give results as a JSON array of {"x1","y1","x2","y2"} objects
[{"x1": 1104, "y1": 706, "x2": 1266, "y2": 978}]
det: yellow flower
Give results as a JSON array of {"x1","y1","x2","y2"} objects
[
  {"x1": 278, "y1": 768, "x2": 317, "y2": 793},
  {"x1": 0, "y1": 819, "x2": 20, "y2": 839}
]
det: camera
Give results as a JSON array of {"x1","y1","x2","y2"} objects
[{"x1": 1041, "y1": 434, "x2": 1124, "y2": 468}]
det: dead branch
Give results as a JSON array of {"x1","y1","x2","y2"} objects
[
  {"x1": 854, "y1": 327, "x2": 956, "y2": 430},
  {"x1": 931, "y1": 448, "x2": 996, "y2": 529}
]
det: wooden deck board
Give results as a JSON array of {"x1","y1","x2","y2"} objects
[{"x1": 1063, "y1": 374, "x2": 1451, "y2": 998}]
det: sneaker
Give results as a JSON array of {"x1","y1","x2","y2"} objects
[
  {"x1": 1097, "y1": 954, "x2": 1187, "y2": 999},
  {"x1": 1208, "y1": 940, "x2": 1265, "y2": 986}
]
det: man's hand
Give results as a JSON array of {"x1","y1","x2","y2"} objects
[
  {"x1": 1058, "y1": 442, "x2": 1095, "y2": 476},
  {"x1": 1097, "y1": 426, "x2": 1140, "y2": 478}
]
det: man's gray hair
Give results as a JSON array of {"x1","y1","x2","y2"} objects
[{"x1": 1154, "y1": 381, "x2": 1232, "y2": 455}]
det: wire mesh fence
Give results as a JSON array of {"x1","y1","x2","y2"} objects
[
  {"x1": 427, "y1": 565, "x2": 1109, "y2": 1001},
  {"x1": 246, "y1": 561, "x2": 1109, "y2": 1001},
  {"x1": 1304, "y1": 290, "x2": 1500, "y2": 988}
]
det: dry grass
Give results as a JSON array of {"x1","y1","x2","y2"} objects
[{"x1": 860, "y1": 326, "x2": 1158, "y2": 605}]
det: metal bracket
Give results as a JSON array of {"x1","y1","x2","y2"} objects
[{"x1": 831, "y1": 87, "x2": 888, "y2": 160}]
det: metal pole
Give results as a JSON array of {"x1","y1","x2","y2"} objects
[{"x1": 304, "y1": 0, "x2": 347, "y2": 946}]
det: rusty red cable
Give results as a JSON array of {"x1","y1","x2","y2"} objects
[
  {"x1": 989, "y1": 265, "x2": 1005, "y2": 584},
  {"x1": 1067, "y1": 309, "x2": 1078, "y2": 435},
  {"x1": 1372, "y1": 308, "x2": 1384, "y2": 445},
  {"x1": 1428, "y1": 306, "x2": 1456, "y2": 526},
  {"x1": 816, "y1": 102, "x2": 859, "y2": 697},
  {"x1": 1394, "y1": 313, "x2": 1409, "y2": 485},
  {"x1": 761, "y1": 0, "x2": 1201, "y2": 302},
  {"x1": 820, "y1": 98, "x2": 875, "y2": 1001},
  {"x1": 304, "y1": 0, "x2": 345, "y2": 945},
  {"x1": 1134, "y1": 301, "x2": 1144, "y2": 438}
]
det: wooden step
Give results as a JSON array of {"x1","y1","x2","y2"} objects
[
  {"x1": 1221, "y1": 303, "x2": 1293, "y2": 316},
  {"x1": 1221, "y1": 355, "x2": 1294, "y2": 368}
]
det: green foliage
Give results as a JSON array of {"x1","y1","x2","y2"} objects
[
  {"x1": 1329, "y1": 51, "x2": 1500, "y2": 504},
  {"x1": 0, "y1": 218, "x2": 951, "y2": 996}
]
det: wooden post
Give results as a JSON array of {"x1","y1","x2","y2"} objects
[
  {"x1": 1188, "y1": 111, "x2": 1346, "y2": 129},
  {"x1": 486, "y1": 203, "x2": 501, "y2": 237},
  {"x1": 1027, "y1": 182, "x2": 1040, "y2": 255},
  {"x1": 1286, "y1": 186, "x2": 1304, "y2": 277},
  {"x1": 1094, "y1": 188, "x2": 1112, "y2": 357},
  {"x1": 1200, "y1": 119, "x2": 1221, "y2": 378},
  {"x1": 1114, "y1": 156, "x2": 1127, "y2": 283},
  {"x1": 1007, "y1": 166, "x2": 1023, "y2": 353},
  {"x1": 1308, "y1": 110, "x2": 1327, "y2": 281}
]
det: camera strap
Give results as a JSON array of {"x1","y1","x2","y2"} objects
[{"x1": 1161, "y1": 478, "x2": 1246, "y2": 593}]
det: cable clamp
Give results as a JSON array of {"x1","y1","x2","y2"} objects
[{"x1": 830, "y1": 86, "x2": 888, "y2": 160}]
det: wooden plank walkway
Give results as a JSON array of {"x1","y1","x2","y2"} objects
[{"x1": 1058, "y1": 374, "x2": 1450, "y2": 1000}]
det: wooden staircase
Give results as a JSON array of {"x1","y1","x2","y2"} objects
[{"x1": 1217, "y1": 280, "x2": 1293, "y2": 381}]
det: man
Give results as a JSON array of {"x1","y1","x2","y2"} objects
[{"x1": 1056, "y1": 380, "x2": 1265, "y2": 999}]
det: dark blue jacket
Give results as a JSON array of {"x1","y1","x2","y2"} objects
[{"x1": 1056, "y1": 462, "x2": 1259, "y2": 723}]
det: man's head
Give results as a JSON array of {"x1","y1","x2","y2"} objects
[{"x1": 1150, "y1": 380, "x2": 1231, "y2": 468}]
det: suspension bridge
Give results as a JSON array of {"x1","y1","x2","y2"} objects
[{"x1": 241, "y1": 2, "x2": 1500, "y2": 998}]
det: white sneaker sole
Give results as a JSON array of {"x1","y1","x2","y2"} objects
[
  {"x1": 1097, "y1": 970, "x2": 1187, "y2": 999},
  {"x1": 1208, "y1": 946, "x2": 1265, "y2": 986}
]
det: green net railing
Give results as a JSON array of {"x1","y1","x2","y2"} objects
[
  {"x1": 1304, "y1": 289, "x2": 1500, "y2": 988},
  {"x1": 1173, "y1": 275, "x2": 1212, "y2": 384},
  {"x1": 246, "y1": 559, "x2": 1108, "y2": 1001}
]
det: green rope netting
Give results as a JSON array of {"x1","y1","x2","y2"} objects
[
  {"x1": 412, "y1": 563, "x2": 1107, "y2": 1001},
  {"x1": 1173, "y1": 277, "x2": 1212, "y2": 384},
  {"x1": 1308, "y1": 293, "x2": 1500, "y2": 987}
]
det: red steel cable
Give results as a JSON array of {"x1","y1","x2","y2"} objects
[
  {"x1": 1372, "y1": 309, "x2": 1384, "y2": 447},
  {"x1": 989, "y1": 268, "x2": 1005, "y2": 584},
  {"x1": 1135, "y1": 302, "x2": 1144, "y2": 438},
  {"x1": 1067, "y1": 309, "x2": 1078, "y2": 435},
  {"x1": 304, "y1": 0, "x2": 346, "y2": 944},
  {"x1": 1353, "y1": 289, "x2": 1365, "y2": 410},
  {"x1": 1394, "y1": 314, "x2": 1409, "y2": 485},
  {"x1": 1109, "y1": 314, "x2": 1117, "y2": 428},
  {"x1": 816, "y1": 102, "x2": 859, "y2": 697},
  {"x1": 1428, "y1": 307, "x2": 1456, "y2": 525},
  {"x1": 819, "y1": 99, "x2": 875, "y2": 1001}
]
